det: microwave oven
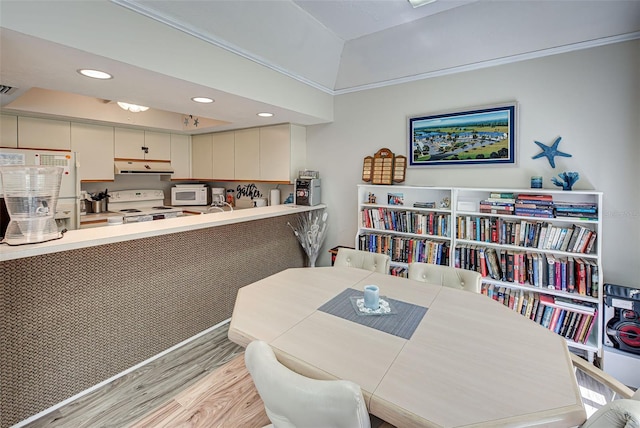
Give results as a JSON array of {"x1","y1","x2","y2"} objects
[{"x1": 171, "y1": 186, "x2": 210, "y2": 206}]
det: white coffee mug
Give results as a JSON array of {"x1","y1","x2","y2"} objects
[{"x1": 364, "y1": 285, "x2": 380, "y2": 309}]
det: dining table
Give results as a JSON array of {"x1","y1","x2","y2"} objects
[{"x1": 228, "y1": 266, "x2": 586, "y2": 428}]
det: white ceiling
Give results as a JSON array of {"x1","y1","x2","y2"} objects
[{"x1": 1, "y1": 0, "x2": 639, "y2": 134}]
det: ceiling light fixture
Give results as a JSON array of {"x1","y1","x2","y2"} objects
[
  {"x1": 257, "y1": 112, "x2": 274, "y2": 117},
  {"x1": 408, "y1": 0, "x2": 437, "y2": 8},
  {"x1": 191, "y1": 97, "x2": 214, "y2": 103},
  {"x1": 117, "y1": 101, "x2": 149, "y2": 113},
  {"x1": 77, "y1": 69, "x2": 113, "y2": 79}
]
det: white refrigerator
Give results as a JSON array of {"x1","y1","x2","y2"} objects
[{"x1": 0, "y1": 148, "x2": 81, "y2": 231}]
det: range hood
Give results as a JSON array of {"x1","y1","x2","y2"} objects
[{"x1": 114, "y1": 160, "x2": 174, "y2": 175}]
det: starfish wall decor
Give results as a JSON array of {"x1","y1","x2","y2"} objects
[{"x1": 532, "y1": 136, "x2": 572, "y2": 168}]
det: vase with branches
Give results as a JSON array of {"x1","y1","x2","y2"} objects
[{"x1": 287, "y1": 208, "x2": 328, "y2": 267}]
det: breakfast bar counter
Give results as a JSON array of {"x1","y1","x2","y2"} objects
[
  {"x1": 1, "y1": 204, "x2": 325, "y2": 261},
  {"x1": 0, "y1": 204, "x2": 324, "y2": 428}
]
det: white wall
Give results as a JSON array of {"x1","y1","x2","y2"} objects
[{"x1": 307, "y1": 40, "x2": 640, "y2": 286}]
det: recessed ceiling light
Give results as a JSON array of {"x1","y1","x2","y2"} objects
[
  {"x1": 408, "y1": 0, "x2": 436, "y2": 8},
  {"x1": 191, "y1": 97, "x2": 214, "y2": 103},
  {"x1": 117, "y1": 101, "x2": 149, "y2": 112},
  {"x1": 77, "y1": 69, "x2": 113, "y2": 80},
  {"x1": 257, "y1": 112, "x2": 274, "y2": 117}
]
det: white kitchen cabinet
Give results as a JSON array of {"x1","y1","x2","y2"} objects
[
  {"x1": 1, "y1": 114, "x2": 18, "y2": 147},
  {"x1": 191, "y1": 133, "x2": 213, "y2": 179},
  {"x1": 70, "y1": 123, "x2": 114, "y2": 181},
  {"x1": 234, "y1": 128, "x2": 260, "y2": 181},
  {"x1": 18, "y1": 116, "x2": 71, "y2": 150},
  {"x1": 144, "y1": 131, "x2": 171, "y2": 161},
  {"x1": 170, "y1": 134, "x2": 191, "y2": 179},
  {"x1": 212, "y1": 131, "x2": 234, "y2": 180},
  {"x1": 114, "y1": 128, "x2": 171, "y2": 160},
  {"x1": 259, "y1": 124, "x2": 306, "y2": 182},
  {"x1": 114, "y1": 127, "x2": 145, "y2": 159}
]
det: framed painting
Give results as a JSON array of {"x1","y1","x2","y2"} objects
[{"x1": 408, "y1": 102, "x2": 517, "y2": 167}]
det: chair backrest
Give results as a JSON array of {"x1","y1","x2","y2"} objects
[
  {"x1": 571, "y1": 354, "x2": 640, "y2": 428},
  {"x1": 245, "y1": 340, "x2": 371, "y2": 428},
  {"x1": 333, "y1": 248, "x2": 390, "y2": 274},
  {"x1": 408, "y1": 262, "x2": 482, "y2": 293}
]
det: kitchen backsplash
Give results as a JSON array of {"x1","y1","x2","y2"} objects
[{"x1": 81, "y1": 178, "x2": 293, "y2": 207}]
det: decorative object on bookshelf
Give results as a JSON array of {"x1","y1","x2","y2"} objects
[
  {"x1": 362, "y1": 156, "x2": 373, "y2": 182},
  {"x1": 530, "y1": 176, "x2": 543, "y2": 189},
  {"x1": 408, "y1": 102, "x2": 517, "y2": 167},
  {"x1": 373, "y1": 148, "x2": 394, "y2": 185},
  {"x1": 551, "y1": 171, "x2": 580, "y2": 191},
  {"x1": 361, "y1": 148, "x2": 406, "y2": 184},
  {"x1": 287, "y1": 208, "x2": 328, "y2": 268},
  {"x1": 393, "y1": 155, "x2": 407, "y2": 182},
  {"x1": 440, "y1": 197, "x2": 450, "y2": 208},
  {"x1": 367, "y1": 192, "x2": 376, "y2": 204},
  {"x1": 532, "y1": 136, "x2": 572, "y2": 168},
  {"x1": 387, "y1": 193, "x2": 404, "y2": 206}
]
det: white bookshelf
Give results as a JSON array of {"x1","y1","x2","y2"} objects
[{"x1": 356, "y1": 184, "x2": 604, "y2": 360}]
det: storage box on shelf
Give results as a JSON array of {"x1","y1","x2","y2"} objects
[
  {"x1": 454, "y1": 188, "x2": 603, "y2": 361},
  {"x1": 356, "y1": 185, "x2": 453, "y2": 278}
]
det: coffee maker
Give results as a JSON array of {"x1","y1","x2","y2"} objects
[{"x1": 211, "y1": 188, "x2": 226, "y2": 206}]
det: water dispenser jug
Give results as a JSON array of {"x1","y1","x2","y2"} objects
[{"x1": 0, "y1": 165, "x2": 63, "y2": 245}]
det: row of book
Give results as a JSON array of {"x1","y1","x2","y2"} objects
[
  {"x1": 482, "y1": 286, "x2": 598, "y2": 345},
  {"x1": 358, "y1": 233, "x2": 450, "y2": 265},
  {"x1": 456, "y1": 216, "x2": 596, "y2": 254},
  {"x1": 479, "y1": 193, "x2": 598, "y2": 220},
  {"x1": 456, "y1": 244, "x2": 599, "y2": 297},
  {"x1": 554, "y1": 201, "x2": 598, "y2": 220},
  {"x1": 361, "y1": 207, "x2": 450, "y2": 237},
  {"x1": 390, "y1": 266, "x2": 408, "y2": 277}
]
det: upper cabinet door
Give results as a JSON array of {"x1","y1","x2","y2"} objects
[
  {"x1": 191, "y1": 133, "x2": 213, "y2": 179},
  {"x1": 259, "y1": 124, "x2": 306, "y2": 183},
  {"x1": 144, "y1": 131, "x2": 171, "y2": 161},
  {"x1": 18, "y1": 116, "x2": 71, "y2": 150},
  {"x1": 114, "y1": 128, "x2": 145, "y2": 159},
  {"x1": 259, "y1": 124, "x2": 292, "y2": 182},
  {"x1": 234, "y1": 128, "x2": 260, "y2": 181},
  {"x1": 1, "y1": 115, "x2": 18, "y2": 148},
  {"x1": 212, "y1": 131, "x2": 235, "y2": 180},
  {"x1": 70, "y1": 123, "x2": 114, "y2": 181},
  {"x1": 170, "y1": 134, "x2": 191, "y2": 179}
]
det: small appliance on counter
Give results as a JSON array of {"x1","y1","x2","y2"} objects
[
  {"x1": 0, "y1": 165, "x2": 64, "y2": 245},
  {"x1": 295, "y1": 171, "x2": 321, "y2": 206},
  {"x1": 171, "y1": 184, "x2": 209, "y2": 206},
  {"x1": 207, "y1": 187, "x2": 234, "y2": 213},
  {"x1": 110, "y1": 189, "x2": 183, "y2": 223}
]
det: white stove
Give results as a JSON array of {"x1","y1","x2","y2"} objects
[{"x1": 108, "y1": 189, "x2": 183, "y2": 223}]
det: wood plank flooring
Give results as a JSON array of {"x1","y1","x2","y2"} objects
[
  {"x1": 21, "y1": 320, "x2": 625, "y2": 428},
  {"x1": 23, "y1": 322, "x2": 269, "y2": 428}
]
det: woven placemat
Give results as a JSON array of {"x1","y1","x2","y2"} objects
[{"x1": 318, "y1": 288, "x2": 427, "y2": 339}]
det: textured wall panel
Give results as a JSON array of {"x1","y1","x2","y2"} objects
[{"x1": 0, "y1": 215, "x2": 306, "y2": 428}]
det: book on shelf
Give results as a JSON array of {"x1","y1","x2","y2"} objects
[{"x1": 413, "y1": 201, "x2": 436, "y2": 208}]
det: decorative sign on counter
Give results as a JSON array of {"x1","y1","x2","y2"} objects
[{"x1": 362, "y1": 148, "x2": 406, "y2": 184}]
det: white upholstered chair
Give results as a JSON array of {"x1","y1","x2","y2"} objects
[
  {"x1": 245, "y1": 340, "x2": 371, "y2": 428},
  {"x1": 408, "y1": 262, "x2": 482, "y2": 293},
  {"x1": 333, "y1": 248, "x2": 390, "y2": 274},
  {"x1": 571, "y1": 353, "x2": 640, "y2": 427}
]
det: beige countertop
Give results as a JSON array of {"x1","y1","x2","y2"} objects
[{"x1": 1, "y1": 204, "x2": 325, "y2": 262}]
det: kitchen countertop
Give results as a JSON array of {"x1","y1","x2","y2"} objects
[{"x1": 1, "y1": 204, "x2": 326, "y2": 261}]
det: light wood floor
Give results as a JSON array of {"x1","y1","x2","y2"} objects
[
  {"x1": 24, "y1": 322, "x2": 269, "y2": 428},
  {"x1": 22, "y1": 321, "x2": 622, "y2": 428}
]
